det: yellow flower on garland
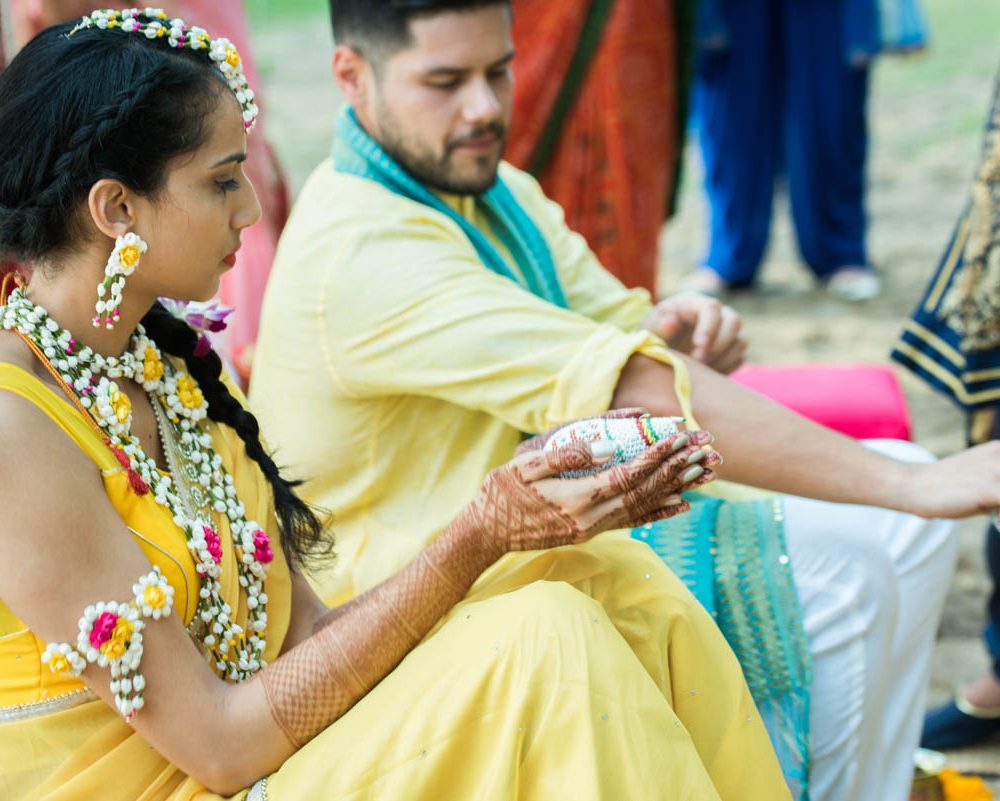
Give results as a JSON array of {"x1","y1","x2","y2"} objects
[
  {"x1": 142, "y1": 584, "x2": 168, "y2": 610},
  {"x1": 176, "y1": 375, "x2": 204, "y2": 409},
  {"x1": 940, "y1": 769, "x2": 994, "y2": 801},
  {"x1": 101, "y1": 617, "x2": 134, "y2": 661},
  {"x1": 47, "y1": 651, "x2": 72, "y2": 674},
  {"x1": 225, "y1": 47, "x2": 241, "y2": 68},
  {"x1": 108, "y1": 388, "x2": 132, "y2": 425},
  {"x1": 142, "y1": 346, "x2": 164, "y2": 383}
]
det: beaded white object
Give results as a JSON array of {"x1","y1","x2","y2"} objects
[
  {"x1": 1, "y1": 287, "x2": 274, "y2": 688},
  {"x1": 544, "y1": 414, "x2": 685, "y2": 477},
  {"x1": 68, "y1": 8, "x2": 259, "y2": 131}
]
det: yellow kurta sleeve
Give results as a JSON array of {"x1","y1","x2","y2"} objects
[{"x1": 321, "y1": 212, "x2": 685, "y2": 434}]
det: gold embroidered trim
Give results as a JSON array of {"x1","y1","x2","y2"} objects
[
  {"x1": 939, "y1": 77, "x2": 1000, "y2": 351},
  {"x1": 0, "y1": 688, "x2": 96, "y2": 722}
]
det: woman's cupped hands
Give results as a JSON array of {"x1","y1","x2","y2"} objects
[{"x1": 461, "y1": 411, "x2": 720, "y2": 557}]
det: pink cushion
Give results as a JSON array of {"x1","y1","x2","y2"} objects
[{"x1": 730, "y1": 364, "x2": 912, "y2": 441}]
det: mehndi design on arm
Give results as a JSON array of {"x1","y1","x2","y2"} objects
[{"x1": 41, "y1": 567, "x2": 175, "y2": 721}]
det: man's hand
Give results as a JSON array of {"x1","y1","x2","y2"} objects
[
  {"x1": 641, "y1": 292, "x2": 747, "y2": 374},
  {"x1": 897, "y1": 442, "x2": 1000, "y2": 519}
]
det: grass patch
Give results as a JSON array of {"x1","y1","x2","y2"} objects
[
  {"x1": 246, "y1": 0, "x2": 327, "y2": 25},
  {"x1": 879, "y1": 0, "x2": 1000, "y2": 90}
]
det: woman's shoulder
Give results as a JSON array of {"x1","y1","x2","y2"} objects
[
  {"x1": 0, "y1": 330, "x2": 107, "y2": 468},
  {"x1": 0, "y1": 329, "x2": 68, "y2": 400}
]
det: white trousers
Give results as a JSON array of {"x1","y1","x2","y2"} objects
[{"x1": 784, "y1": 440, "x2": 959, "y2": 801}]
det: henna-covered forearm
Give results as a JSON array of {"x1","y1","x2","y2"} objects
[
  {"x1": 258, "y1": 446, "x2": 598, "y2": 747},
  {"x1": 259, "y1": 522, "x2": 494, "y2": 747}
]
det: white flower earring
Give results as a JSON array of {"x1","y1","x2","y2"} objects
[{"x1": 95, "y1": 233, "x2": 147, "y2": 329}]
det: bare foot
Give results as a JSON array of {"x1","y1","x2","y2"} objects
[{"x1": 962, "y1": 670, "x2": 1000, "y2": 710}]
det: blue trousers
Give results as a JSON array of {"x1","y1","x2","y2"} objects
[{"x1": 695, "y1": 0, "x2": 870, "y2": 286}]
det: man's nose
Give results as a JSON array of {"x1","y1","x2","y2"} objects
[{"x1": 461, "y1": 76, "x2": 502, "y2": 125}]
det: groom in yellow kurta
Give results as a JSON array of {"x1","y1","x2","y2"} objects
[{"x1": 248, "y1": 1, "x2": 797, "y2": 798}]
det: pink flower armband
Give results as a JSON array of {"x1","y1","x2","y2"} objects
[{"x1": 40, "y1": 566, "x2": 175, "y2": 721}]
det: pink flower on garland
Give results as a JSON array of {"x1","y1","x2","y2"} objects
[
  {"x1": 253, "y1": 529, "x2": 274, "y2": 564},
  {"x1": 203, "y1": 525, "x2": 223, "y2": 564},
  {"x1": 89, "y1": 611, "x2": 119, "y2": 650}
]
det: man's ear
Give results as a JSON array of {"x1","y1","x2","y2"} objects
[
  {"x1": 86, "y1": 178, "x2": 138, "y2": 241},
  {"x1": 333, "y1": 44, "x2": 371, "y2": 107}
]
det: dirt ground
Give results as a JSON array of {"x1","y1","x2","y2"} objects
[{"x1": 247, "y1": 0, "x2": 1000, "y2": 786}]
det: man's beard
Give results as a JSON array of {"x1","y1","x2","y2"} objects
[{"x1": 376, "y1": 105, "x2": 506, "y2": 195}]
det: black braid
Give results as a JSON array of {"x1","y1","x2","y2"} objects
[
  {"x1": 31, "y1": 66, "x2": 172, "y2": 217},
  {"x1": 141, "y1": 302, "x2": 331, "y2": 570}
]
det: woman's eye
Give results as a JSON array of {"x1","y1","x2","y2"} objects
[{"x1": 216, "y1": 178, "x2": 240, "y2": 193}]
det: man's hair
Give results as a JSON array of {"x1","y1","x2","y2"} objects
[{"x1": 330, "y1": 0, "x2": 510, "y2": 58}]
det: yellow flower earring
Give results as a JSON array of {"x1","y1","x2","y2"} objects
[{"x1": 94, "y1": 233, "x2": 147, "y2": 329}]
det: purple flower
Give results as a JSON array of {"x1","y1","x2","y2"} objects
[{"x1": 159, "y1": 298, "x2": 234, "y2": 356}]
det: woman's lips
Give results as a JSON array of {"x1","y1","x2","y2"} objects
[{"x1": 223, "y1": 250, "x2": 238, "y2": 267}]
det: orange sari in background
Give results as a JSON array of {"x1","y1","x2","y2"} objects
[{"x1": 507, "y1": 0, "x2": 677, "y2": 297}]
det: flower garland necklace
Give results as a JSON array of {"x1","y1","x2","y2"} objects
[{"x1": 1, "y1": 287, "x2": 274, "y2": 681}]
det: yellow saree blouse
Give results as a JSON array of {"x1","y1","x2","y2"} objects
[
  {"x1": 0, "y1": 364, "x2": 790, "y2": 801},
  {"x1": 0, "y1": 363, "x2": 291, "y2": 799}
]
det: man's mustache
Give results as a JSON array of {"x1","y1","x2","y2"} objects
[{"x1": 446, "y1": 123, "x2": 507, "y2": 151}]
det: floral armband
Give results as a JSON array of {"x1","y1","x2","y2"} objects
[{"x1": 40, "y1": 567, "x2": 174, "y2": 721}]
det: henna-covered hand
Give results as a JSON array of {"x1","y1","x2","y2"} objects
[{"x1": 470, "y1": 430, "x2": 720, "y2": 554}]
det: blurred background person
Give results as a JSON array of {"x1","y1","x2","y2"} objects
[
  {"x1": 685, "y1": 0, "x2": 927, "y2": 301},
  {"x1": 893, "y1": 65, "x2": 1000, "y2": 750}
]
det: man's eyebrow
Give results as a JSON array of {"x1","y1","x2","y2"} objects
[
  {"x1": 422, "y1": 50, "x2": 515, "y2": 77},
  {"x1": 211, "y1": 152, "x2": 247, "y2": 168}
]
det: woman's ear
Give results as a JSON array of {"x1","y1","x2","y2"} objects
[{"x1": 86, "y1": 178, "x2": 138, "y2": 240}]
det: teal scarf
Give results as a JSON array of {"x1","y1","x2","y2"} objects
[{"x1": 332, "y1": 107, "x2": 568, "y2": 309}]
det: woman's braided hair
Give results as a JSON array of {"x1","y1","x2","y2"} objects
[
  {"x1": 141, "y1": 303, "x2": 331, "y2": 569},
  {"x1": 0, "y1": 22, "x2": 330, "y2": 569}
]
